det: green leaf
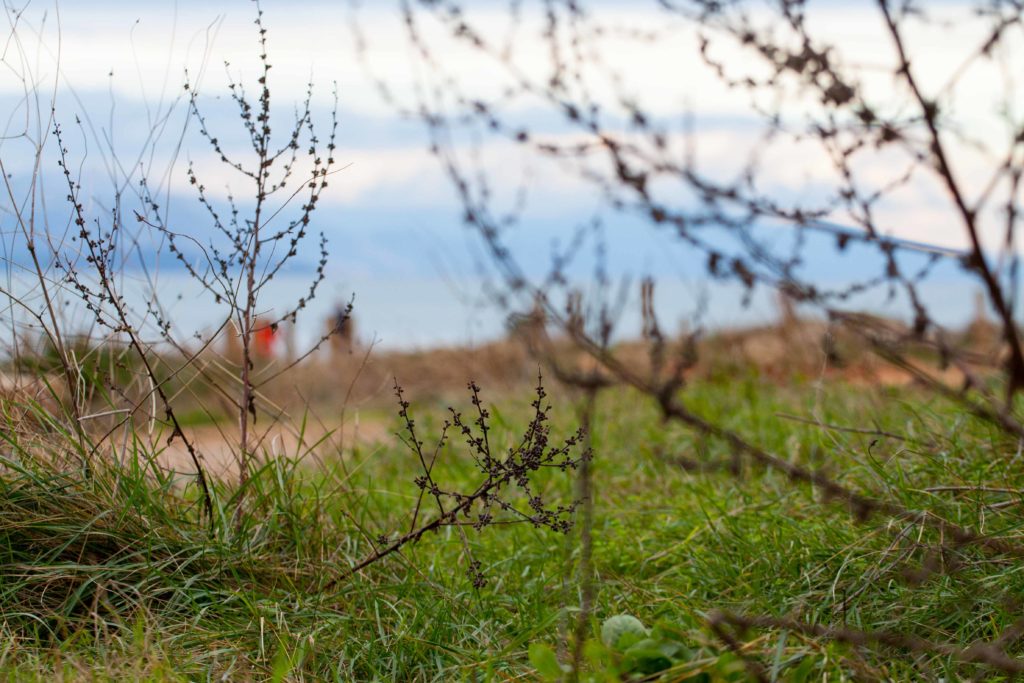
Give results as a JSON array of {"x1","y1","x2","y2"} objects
[
  {"x1": 623, "y1": 638, "x2": 674, "y2": 675},
  {"x1": 616, "y1": 629, "x2": 646, "y2": 651},
  {"x1": 270, "y1": 645, "x2": 293, "y2": 683},
  {"x1": 601, "y1": 614, "x2": 648, "y2": 650},
  {"x1": 529, "y1": 642, "x2": 564, "y2": 681}
]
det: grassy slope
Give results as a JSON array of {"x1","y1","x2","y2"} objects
[{"x1": 2, "y1": 375, "x2": 1023, "y2": 681}]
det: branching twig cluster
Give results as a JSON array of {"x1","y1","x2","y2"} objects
[{"x1": 328, "y1": 375, "x2": 590, "y2": 588}]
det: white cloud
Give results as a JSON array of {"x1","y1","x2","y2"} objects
[{"x1": 1, "y1": 1, "x2": 1019, "y2": 255}]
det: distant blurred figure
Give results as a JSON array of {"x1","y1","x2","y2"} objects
[
  {"x1": 328, "y1": 304, "x2": 356, "y2": 356},
  {"x1": 963, "y1": 290, "x2": 998, "y2": 349},
  {"x1": 254, "y1": 317, "x2": 278, "y2": 359},
  {"x1": 505, "y1": 293, "x2": 547, "y2": 343},
  {"x1": 565, "y1": 289, "x2": 584, "y2": 339}
]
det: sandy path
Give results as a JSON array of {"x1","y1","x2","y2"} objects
[{"x1": 154, "y1": 414, "x2": 394, "y2": 479}]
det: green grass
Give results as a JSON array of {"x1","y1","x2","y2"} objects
[{"x1": 2, "y1": 376, "x2": 1024, "y2": 680}]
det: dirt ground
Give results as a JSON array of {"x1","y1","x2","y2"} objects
[{"x1": 157, "y1": 413, "x2": 395, "y2": 479}]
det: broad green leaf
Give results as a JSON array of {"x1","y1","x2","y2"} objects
[{"x1": 528, "y1": 642, "x2": 564, "y2": 681}]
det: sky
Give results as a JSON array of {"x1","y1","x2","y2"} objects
[{"x1": 0, "y1": 0, "x2": 1018, "y2": 349}]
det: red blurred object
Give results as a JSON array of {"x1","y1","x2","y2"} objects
[{"x1": 254, "y1": 320, "x2": 277, "y2": 358}]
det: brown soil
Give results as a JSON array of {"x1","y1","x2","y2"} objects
[{"x1": 158, "y1": 413, "x2": 396, "y2": 479}]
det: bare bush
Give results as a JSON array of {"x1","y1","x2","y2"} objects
[{"x1": 356, "y1": 0, "x2": 1024, "y2": 674}]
